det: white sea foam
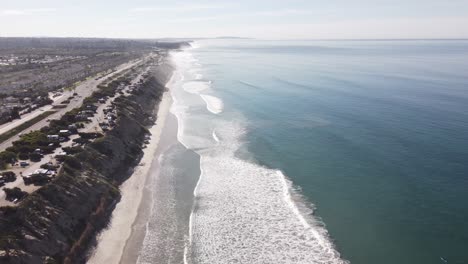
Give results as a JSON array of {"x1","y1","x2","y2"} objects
[
  {"x1": 186, "y1": 121, "x2": 346, "y2": 264},
  {"x1": 200, "y1": 94, "x2": 224, "y2": 114},
  {"x1": 189, "y1": 42, "x2": 200, "y2": 49},
  {"x1": 212, "y1": 130, "x2": 219, "y2": 143},
  {"x1": 183, "y1": 81, "x2": 210, "y2": 94},
  {"x1": 168, "y1": 48, "x2": 347, "y2": 264}
]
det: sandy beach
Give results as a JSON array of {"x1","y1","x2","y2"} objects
[{"x1": 88, "y1": 91, "x2": 173, "y2": 264}]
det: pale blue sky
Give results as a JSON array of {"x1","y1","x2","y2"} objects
[{"x1": 1, "y1": 0, "x2": 468, "y2": 39}]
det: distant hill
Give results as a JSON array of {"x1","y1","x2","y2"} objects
[
  {"x1": 0, "y1": 37, "x2": 189, "y2": 50},
  {"x1": 215, "y1": 36, "x2": 253, "y2": 39}
]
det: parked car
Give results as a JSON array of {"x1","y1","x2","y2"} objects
[{"x1": 20, "y1": 161, "x2": 30, "y2": 168}]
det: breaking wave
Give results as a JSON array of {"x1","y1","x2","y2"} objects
[
  {"x1": 183, "y1": 81, "x2": 210, "y2": 94},
  {"x1": 200, "y1": 94, "x2": 224, "y2": 114},
  {"x1": 169, "y1": 46, "x2": 348, "y2": 264}
]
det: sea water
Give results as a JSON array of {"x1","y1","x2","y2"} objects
[{"x1": 167, "y1": 40, "x2": 468, "y2": 264}]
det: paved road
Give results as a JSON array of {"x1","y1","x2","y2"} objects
[
  {"x1": 0, "y1": 92, "x2": 68, "y2": 135},
  {"x1": 0, "y1": 58, "x2": 145, "y2": 152},
  {"x1": 0, "y1": 54, "x2": 163, "y2": 205},
  {"x1": 0, "y1": 58, "x2": 157, "y2": 206}
]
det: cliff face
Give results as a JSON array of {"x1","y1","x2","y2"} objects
[{"x1": 0, "y1": 62, "x2": 172, "y2": 264}]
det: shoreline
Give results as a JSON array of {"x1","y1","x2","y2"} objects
[
  {"x1": 118, "y1": 53, "x2": 200, "y2": 264},
  {"x1": 119, "y1": 112, "x2": 182, "y2": 264},
  {"x1": 88, "y1": 90, "x2": 173, "y2": 264}
]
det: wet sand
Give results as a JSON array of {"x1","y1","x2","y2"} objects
[
  {"x1": 119, "y1": 112, "x2": 200, "y2": 264},
  {"x1": 88, "y1": 94, "x2": 200, "y2": 264},
  {"x1": 88, "y1": 92, "x2": 173, "y2": 264}
]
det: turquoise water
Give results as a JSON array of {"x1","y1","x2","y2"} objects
[{"x1": 189, "y1": 40, "x2": 468, "y2": 264}]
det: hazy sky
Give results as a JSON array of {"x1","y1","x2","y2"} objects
[{"x1": 1, "y1": 0, "x2": 468, "y2": 39}]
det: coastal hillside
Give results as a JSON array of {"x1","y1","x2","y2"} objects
[{"x1": 0, "y1": 60, "x2": 173, "y2": 263}]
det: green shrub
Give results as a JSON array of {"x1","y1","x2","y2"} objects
[
  {"x1": 15, "y1": 145, "x2": 35, "y2": 154},
  {"x1": 56, "y1": 155, "x2": 82, "y2": 170},
  {"x1": 18, "y1": 153, "x2": 29, "y2": 160},
  {"x1": 41, "y1": 146, "x2": 56, "y2": 154},
  {"x1": 0, "y1": 111, "x2": 56, "y2": 144},
  {"x1": 1, "y1": 171, "x2": 16, "y2": 182},
  {"x1": 18, "y1": 131, "x2": 48, "y2": 145},
  {"x1": 3, "y1": 187, "x2": 28, "y2": 202},
  {"x1": 73, "y1": 137, "x2": 90, "y2": 145},
  {"x1": 0, "y1": 151, "x2": 17, "y2": 164},
  {"x1": 0, "y1": 160, "x2": 6, "y2": 170},
  {"x1": 5, "y1": 146, "x2": 17, "y2": 153},
  {"x1": 29, "y1": 153, "x2": 43, "y2": 162},
  {"x1": 79, "y1": 132, "x2": 103, "y2": 140},
  {"x1": 40, "y1": 163, "x2": 59, "y2": 170},
  {"x1": 64, "y1": 156, "x2": 82, "y2": 170},
  {"x1": 63, "y1": 146, "x2": 84, "y2": 155}
]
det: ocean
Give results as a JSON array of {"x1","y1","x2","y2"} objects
[{"x1": 141, "y1": 39, "x2": 468, "y2": 264}]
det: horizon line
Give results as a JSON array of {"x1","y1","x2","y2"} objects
[{"x1": 0, "y1": 36, "x2": 468, "y2": 41}]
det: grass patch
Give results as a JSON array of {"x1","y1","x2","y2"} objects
[
  {"x1": 0, "y1": 111, "x2": 56, "y2": 144},
  {"x1": 52, "y1": 105, "x2": 68, "y2": 109}
]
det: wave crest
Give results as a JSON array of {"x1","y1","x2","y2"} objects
[
  {"x1": 169, "y1": 49, "x2": 347, "y2": 264},
  {"x1": 200, "y1": 94, "x2": 224, "y2": 114}
]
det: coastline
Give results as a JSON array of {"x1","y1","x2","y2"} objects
[
  {"x1": 117, "y1": 52, "x2": 200, "y2": 264},
  {"x1": 118, "y1": 112, "x2": 183, "y2": 264},
  {"x1": 88, "y1": 91, "x2": 173, "y2": 264}
]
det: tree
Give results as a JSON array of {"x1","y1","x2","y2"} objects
[
  {"x1": 18, "y1": 153, "x2": 29, "y2": 160},
  {"x1": 0, "y1": 160, "x2": 6, "y2": 170},
  {"x1": 9, "y1": 107, "x2": 20, "y2": 120},
  {"x1": 3, "y1": 187, "x2": 28, "y2": 202},
  {"x1": 1, "y1": 171, "x2": 16, "y2": 182},
  {"x1": 29, "y1": 153, "x2": 43, "y2": 162},
  {"x1": 0, "y1": 151, "x2": 17, "y2": 164}
]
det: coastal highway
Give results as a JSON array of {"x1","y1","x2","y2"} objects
[
  {"x1": 0, "y1": 90, "x2": 68, "y2": 135},
  {"x1": 0, "y1": 57, "x2": 147, "y2": 151},
  {"x1": 0, "y1": 62, "x2": 153, "y2": 206},
  {"x1": 0, "y1": 105, "x2": 54, "y2": 135}
]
